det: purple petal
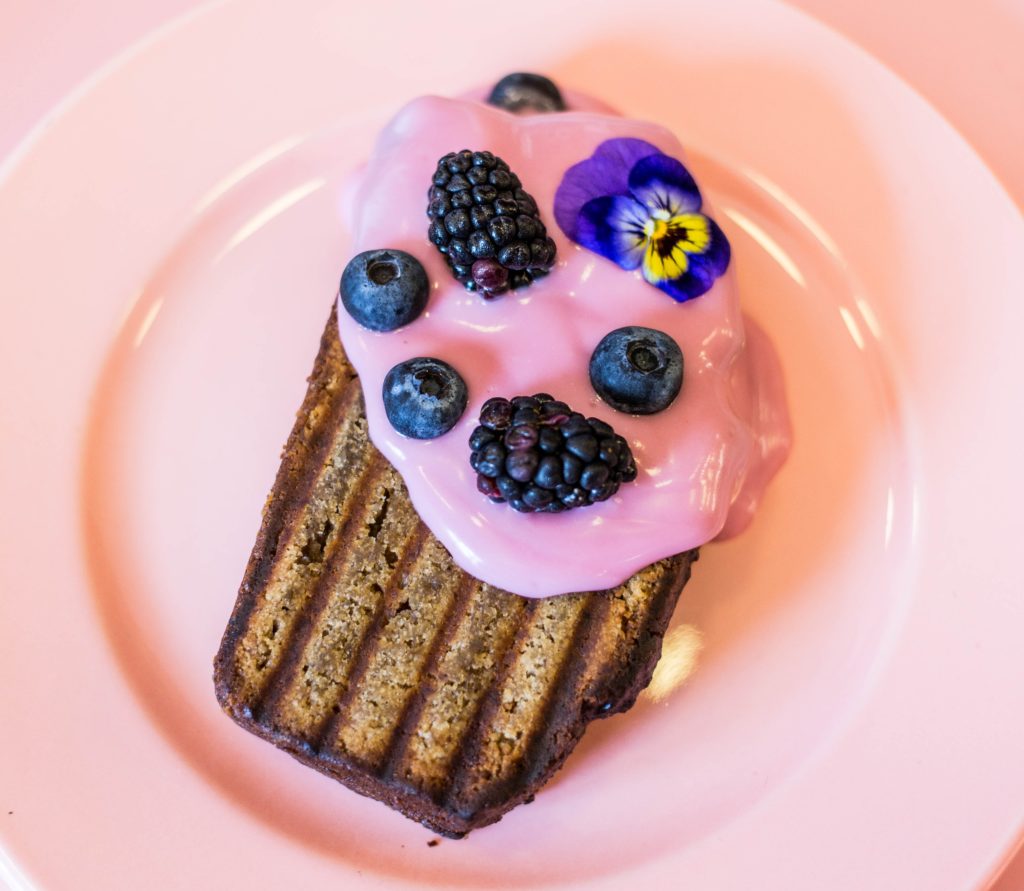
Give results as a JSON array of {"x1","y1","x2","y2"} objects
[
  {"x1": 628, "y1": 154, "x2": 702, "y2": 216},
  {"x1": 649, "y1": 217, "x2": 731, "y2": 302},
  {"x1": 554, "y1": 137, "x2": 664, "y2": 240},
  {"x1": 576, "y1": 195, "x2": 648, "y2": 270}
]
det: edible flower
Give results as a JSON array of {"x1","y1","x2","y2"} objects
[{"x1": 553, "y1": 138, "x2": 730, "y2": 301}]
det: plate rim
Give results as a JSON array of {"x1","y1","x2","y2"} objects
[{"x1": 1, "y1": 0, "x2": 1023, "y2": 888}]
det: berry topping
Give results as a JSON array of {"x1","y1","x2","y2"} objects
[
  {"x1": 427, "y1": 150, "x2": 557, "y2": 297},
  {"x1": 589, "y1": 326, "x2": 683, "y2": 414},
  {"x1": 469, "y1": 394, "x2": 637, "y2": 513},
  {"x1": 340, "y1": 249, "x2": 429, "y2": 332},
  {"x1": 383, "y1": 357, "x2": 468, "y2": 439},
  {"x1": 471, "y1": 258, "x2": 509, "y2": 294},
  {"x1": 487, "y1": 72, "x2": 567, "y2": 114}
]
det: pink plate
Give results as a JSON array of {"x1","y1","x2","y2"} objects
[{"x1": 1, "y1": 0, "x2": 1022, "y2": 888}]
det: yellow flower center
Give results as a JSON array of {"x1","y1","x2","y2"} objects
[
  {"x1": 642, "y1": 213, "x2": 713, "y2": 284},
  {"x1": 646, "y1": 218, "x2": 671, "y2": 241}
]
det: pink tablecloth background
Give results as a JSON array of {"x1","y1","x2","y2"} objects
[{"x1": 2, "y1": 1, "x2": 1021, "y2": 887}]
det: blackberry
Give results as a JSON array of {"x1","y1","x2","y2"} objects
[
  {"x1": 427, "y1": 150, "x2": 557, "y2": 298},
  {"x1": 468, "y1": 394, "x2": 637, "y2": 513}
]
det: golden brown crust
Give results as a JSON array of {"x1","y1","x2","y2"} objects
[{"x1": 213, "y1": 307, "x2": 697, "y2": 837}]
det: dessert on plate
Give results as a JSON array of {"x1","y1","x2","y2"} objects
[{"x1": 214, "y1": 72, "x2": 791, "y2": 837}]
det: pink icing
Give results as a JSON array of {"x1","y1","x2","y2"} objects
[{"x1": 337, "y1": 94, "x2": 791, "y2": 597}]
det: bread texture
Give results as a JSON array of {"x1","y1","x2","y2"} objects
[{"x1": 213, "y1": 307, "x2": 697, "y2": 837}]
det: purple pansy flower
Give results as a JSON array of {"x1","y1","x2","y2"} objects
[{"x1": 554, "y1": 138, "x2": 730, "y2": 302}]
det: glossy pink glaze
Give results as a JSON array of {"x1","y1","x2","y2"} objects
[{"x1": 337, "y1": 94, "x2": 791, "y2": 596}]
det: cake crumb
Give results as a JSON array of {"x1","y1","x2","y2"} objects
[{"x1": 428, "y1": 839, "x2": 440, "y2": 847}]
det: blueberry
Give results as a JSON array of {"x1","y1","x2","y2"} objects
[
  {"x1": 487, "y1": 73, "x2": 567, "y2": 114},
  {"x1": 382, "y1": 357, "x2": 468, "y2": 439},
  {"x1": 589, "y1": 326, "x2": 683, "y2": 414},
  {"x1": 340, "y1": 249, "x2": 429, "y2": 333}
]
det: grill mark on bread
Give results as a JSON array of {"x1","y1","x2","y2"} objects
[
  {"x1": 445, "y1": 561, "x2": 692, "y2": 826},
  {"x1": 216, "y1": 381, "x2": 364, "y2": 709},
  {"x1": 443, "y1": 594, "x2": 592, "y2": 820},
  {"x1": 251, "y1": 456, "x2": 392, "y2": 724},
  {"x1": 391, "y1": 586, "x2": 528, "y2": 800},
  {"x1": 541, "y1": 591, "x2": 614, "y2": 714},
  {"x1": 501, "y1": 592, "x2": 616, "y2": 804},
  {"x1": 260, "y1": 466, "x2": 427, "y2": 742},
  {"x1": 325, "y1": 535, "x2": 462, "y2": 769},
  {"x1": 378, "y1": 572, "x2": 481, "y2": 782},
  {"x1": 437, "y1": 597, "x2": 546, "y2": 810},
  {"x1": 213, "y1": 344, "x2": 359, "y2": 709},
  {"x1": 590, "y1": 551, "x2": 697, "y2": 708},
  {"x1": 310, "y1": 525, "x2": 432, "y2": 760}
]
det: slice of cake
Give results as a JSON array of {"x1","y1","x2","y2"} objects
[{"x1": 215, "y1": 72, "x2": 789, "y2": 837}]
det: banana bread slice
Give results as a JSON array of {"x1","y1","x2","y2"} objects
[{"x1": 213, "y1": 306, "x2": 697, "y2": 837}]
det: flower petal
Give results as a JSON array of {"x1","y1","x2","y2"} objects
[
  {"x1": 644, "y1": 215, "x2": 731, "y2": 302},
  {"x1": 554, "y1": 137, "x2": 665, "y2": 240},
  {"x1": 628, "y1": 154, "x2": 702, "y2": 217},
  {"x1": 658, "y1": 213, "x2": 713, "y2": 259},
  {"x1": 576, "y1": 195, "x2": 649, "y2": 270}
]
